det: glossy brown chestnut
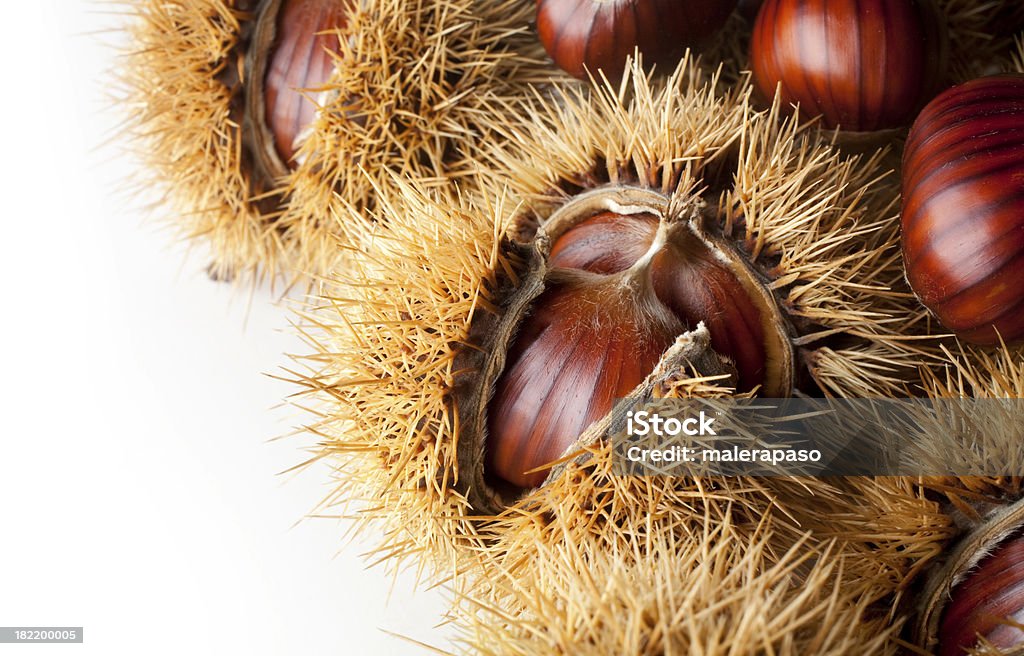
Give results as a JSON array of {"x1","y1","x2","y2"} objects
[
  {"x1": 535, "y1": 0, "x2": 738, "y2": 80},
  {"x1": 247, "y1": 0, "x2": 349, "y2": 178},
  {"x1": 901, "y1": 75, "x2": 1024, "y2": 346},
  {"x1": 486, "y1": 210, "x2": 785, "y2": 488},
  {"x1": 939, "y1": 530, "x2": 1024, "y2": 655},
  {"x1": 750, "y1": 0, "x2": 949, "y2": 131}
]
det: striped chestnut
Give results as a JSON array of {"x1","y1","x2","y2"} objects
[
  {"x1": 483, "y1": 188, "x2": 794, "y2": 489},
  {"x1": 245, "y1": 0, "x2": 349, "y2": 179},
  {"x1": 939, "y1": 532, "x2": 1024, "y2": 655},
  {"x1": 535, "y1": 0, "x2": 738, "y2": 81},
  {"x1": 901, "y1": 75, "x2": 1024, "y2": 346},
  {"x1": 750, "y1": 0, "x2": 949, "y2": 131},
  {"x1": 918, "y1": 498, "x2": 1024, "y2": 655}
]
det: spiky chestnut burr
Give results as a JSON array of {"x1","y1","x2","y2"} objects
[
  {"x1": 918, "y1": 498, "x2": 1024, "y2": 655},
  {"x1": 288, "y1": 60, "x2": 967, "y2": 654},
  {"x1": 308, "y1": 60, "x2": 937, "y2": 512},
  {"x1": 896, "y1": 337, "x2": 1024, "y2": 653},
  {"x1": 120, "y1": 0, "x2": 555, "y2": 282}
]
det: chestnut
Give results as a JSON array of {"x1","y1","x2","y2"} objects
[
  {"x1": 901, "y1": 74, "x2": 1024, "y2": 346},
  {"x1": 535, "y1": 0, "x2": 738, "y2": 80},
  {"x1": 485, "y1": 191, "x2": 793, "y2": 489},
  {"x1": 917, "y1": 498, "x2": 1024, "y2": 655},
  {"x1": 750, "y1": 0, "x2": 949, "y2": 131},
  {"x1": 245, "y1": 0, "x2": 349, "y2": 179},
  {"x1": 939, "y1": 531, "x2": 1024, "y2": 655}
]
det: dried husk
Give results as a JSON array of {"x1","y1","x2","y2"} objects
[
  {"x1": 118, "y1": 0, "x2": 559, "y2": 283},
  {"x1": 454, "y1": 184, "x2": 793, "y2": 511},
  {"x1": 450, "y1": 487, "x2": 942, "y2": 656},
  {"x1": 288, "y1": 59, "x2": 962, "y2": 653},
  {"x1": 116, "y1": 0, "x2": 1020, "y2": 285}
]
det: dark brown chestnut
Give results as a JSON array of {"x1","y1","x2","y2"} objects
[
  {"x1": 917, "y1": 498, "x2": 1024, "y2": 654},
  {"x1": 246, "y1": 0, "x2": 349, "y2": 178},
  {"x1": 938, "y1": 529, "x2": 1024, "y2": 655},
  {"x1": 486, "y1": 203, "x2": 791, "y2": 489},
  {"x1": 750, "y1": 0, "x2": 949, "y2": 131},
  {"x1": 535, "y1": 0, "x2": 738, "y2": 81},
  {"x1": 901, "y1": 75, "x2": 1024, "y2": 346}
]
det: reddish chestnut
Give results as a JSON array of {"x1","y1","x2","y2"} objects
[
  {"x1": 536, "y1": 0, "x2": 738, "y2": 81},
  {"x1": 901, "y1": 75, "x2": 1024, "y2": 345},
  {"x1": 938, "y1": 530, "x2": 1024, "y2": 655},
  {"x1": 486, "y1": 208, "x2": 790, "y2": 489},
  {"x1": 750, "y1": 0, "x2": 949, "y2": 131},
  {"x1": 247, "y1": 0, "x2": 349, "y2": 178}
]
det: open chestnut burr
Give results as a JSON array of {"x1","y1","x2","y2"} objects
[
  {"x1": 285, "y1": 57, "x2": 985, "y2": 655},
  {"x1": 430, "y1": 62, "x2": 933, "y2": 504},
  {"x1": 483, "y1": 188, "x2": 793, "y2": 488},
  {"x1": 288, "y1": 59, "x2": 932, "y2": 513},
  {"x1": 123, "y1": 0, "x2": 552, "y2": 281}
]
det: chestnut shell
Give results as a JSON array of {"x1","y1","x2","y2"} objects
[
  {"x1": 246, "y1": 0, "x2": 349, "y2": 178},
  {"x1": 750, "y1": 0, "x2": 949, "y2": 131},
  {"x1": 265, "y1": 0, "x2": 348, "y2": 166},
  {"x1": 901, "y1": 75, "x2": 1024, "y2": 345},
  {"x1": 939, "y1": 530, "x2": 1024, "y2": 655},
  {"x1": 484, "y1": 194, "x2": 793, "y2": 490},
  {"x1": 536, "y1": 0, "x2": 738, "y2": 80}
]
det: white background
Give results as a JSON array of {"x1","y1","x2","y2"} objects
[{"x1": 0, "y1": 2, "x2": 453, "y2": 654}]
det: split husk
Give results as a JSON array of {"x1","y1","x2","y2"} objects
[
  {"x1": 117, "y1": 0, "x2": 1019, "y2": 285},
  {"x1": 119, "y1": 0, "x2": 557, "y2": 283},
  {"x1": 288, "y1": 60, "x2": 964, "y2": 653}
]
